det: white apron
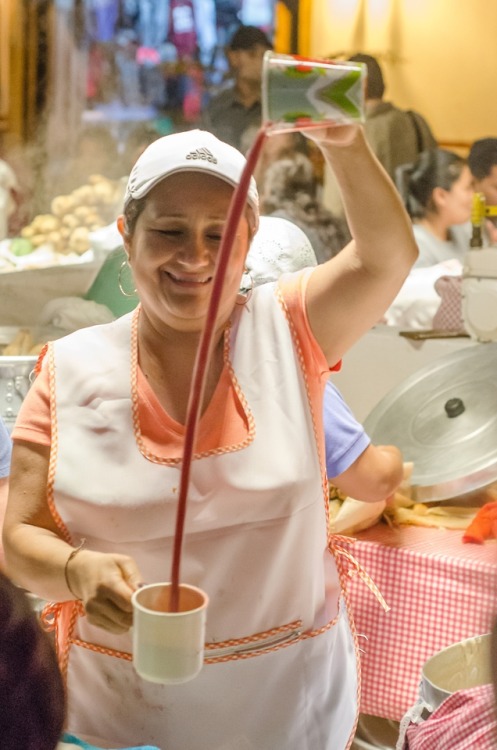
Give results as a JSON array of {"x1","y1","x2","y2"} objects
[{"x1": 45, "y1": 280, "x2": 360, "y2": 750}]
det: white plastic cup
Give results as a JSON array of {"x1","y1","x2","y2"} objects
[
  {"x1": 132, "y1": 582, "x2": 208, "y2": 685},
  {"x1": 262, "y1": 51, "x2": 366, "y2": 134}
]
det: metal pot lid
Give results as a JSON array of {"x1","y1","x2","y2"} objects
[{"x1": 363, "y1": 343, "x2": 497, "y2": 502}]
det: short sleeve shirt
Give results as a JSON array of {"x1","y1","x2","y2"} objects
[
  {"x1": 0, "y1": 418, "x2": 12, "y2": 478},
  {"x1": 324, "y1": 379, "x2": 370, "y2": 478}
]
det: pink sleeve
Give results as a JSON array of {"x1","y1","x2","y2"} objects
[
  {"x1": 278, "y1": 269, "x2": 342, "y2": 381},
  {"x1": 11, "y1": 357, "x2": 51, "y2": 446}
]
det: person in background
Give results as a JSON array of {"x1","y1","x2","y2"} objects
[
  {"x1": 469, "y1": 137, "x2": 497, "y2": 205},
  {"x1": 468, "y1": 137, "x2": 497, "y2": 244},
  {"x1": 260, "y1": 137, "x2": 350, "y2": 263},
  {"x1": 323, "y1": 53, "x2": 437, "y2": 220},
  {"x1": 324, "y1": 380, "x2": 402, "y2": 501},
  {"x1": 201, "y1": 24, "x2": 271, "y2": 151},
  {"x1": 349, "y1": 53, "x2": 437, "y2": 180},
  {"x1": 380, "y1": 148, "x2": 473, "y2": 329},
  {"x1": 0, "y1": 416, "x2": 11, "y2": 569},
  {"x1": 0, "y1": 570, "x2": 66, "y2": 750},
  {"x1": 399, "y1": 148, "x2": 473, "y2": 268},
  {"x1": 3, "y1": 123, "x2": 416, "y2": 749}
]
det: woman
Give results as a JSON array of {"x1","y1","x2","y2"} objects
[
  {"x1": 399, "y1": 148, "x2": 474, "y2": 268},
  {"x1": 3, "y1": 125, "x2": 417, "y2": 749}
]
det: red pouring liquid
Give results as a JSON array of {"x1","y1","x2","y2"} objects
[{"x1": 169, "y1": 127, "x2": 268, "y2": 612}]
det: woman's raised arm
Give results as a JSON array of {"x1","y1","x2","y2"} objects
[{"x1": 304, "y1": 125, "x2": 418, "y2": 365}]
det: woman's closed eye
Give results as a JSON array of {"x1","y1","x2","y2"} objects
[{"x1": 159, "y1": 228, "x2": 183, "y2": 237}]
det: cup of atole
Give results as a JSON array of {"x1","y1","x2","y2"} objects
[
  {"x1": 262, "y1": 51, "x2": 366, "y2": 134},
  {"x1": 132, "y1": 582, "x2": 209, "y2": 684}
]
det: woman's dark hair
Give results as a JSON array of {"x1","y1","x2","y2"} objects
[
  {"x1": 123, "y1": 196, "x2": 148, "y2": 237},
  {"x1": 261, "y1": 153, "x2": 317, "y2": 214},
  {"x1": 468, "y1": 137, "x2": 497, "y2": 180},
  {"x1": 348, "y1": 53, "x2": 385, "y2": 99},
  {"x1": 0, "y1": 572, "x2": 66, "y2": 749},
  {"x1": 399, "y1": 148, "x2": 466, "y2": 219}
]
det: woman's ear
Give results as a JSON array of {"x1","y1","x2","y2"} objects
[
  {"x1": 117, "y1": 215, "x2": 126, "y2": 239},
  {"x1": 117, "y1": 215, "x2": 131, "y2": 258},
  {"x1": 432, "y1": 186, "x2": 448, "y2": 212}
]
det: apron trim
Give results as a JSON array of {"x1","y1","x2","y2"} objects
[
  {"x1": 45, "y1": 611, "x2": 346, "y2": 665},
  {"x1": 130, "y1": 306, "x2": 256, "y2": 465}
]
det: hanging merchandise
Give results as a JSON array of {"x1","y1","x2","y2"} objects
[
  {"x1": 136, "y1": 0, "x2": 169, "y2": 49},
  {"x1": 169, "y1": 0, "x2": 197, "y2": 59}
]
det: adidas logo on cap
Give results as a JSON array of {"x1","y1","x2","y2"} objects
[{"x1": 186, "y1": 147, "x2": 218, "y2": 164}]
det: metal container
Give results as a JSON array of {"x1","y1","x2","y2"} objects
[
  {"x1": 0, "y1": 326, "x2": 60, "y2": 431},
  {"x1": 0, "y1": 355, "x2": 37, "y2": 432},
  {"x1": 421, "y1": 633, "x2": 492, "y2": 709},
  {"x1": 364, "y1": 343, "x2": 497, "y2": 502}
]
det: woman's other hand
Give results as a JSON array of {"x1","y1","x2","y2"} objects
[{"x1": 67, "y1": 549, "x2": 143, "y2": 634}]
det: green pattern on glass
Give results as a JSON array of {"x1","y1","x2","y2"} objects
[{"x1": 315, "y1": 69, "x2": 363, "y2": 119}]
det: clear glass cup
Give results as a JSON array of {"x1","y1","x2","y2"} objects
[{"x1": 262, "y1": 52, "x2": 366, "y2": 134}]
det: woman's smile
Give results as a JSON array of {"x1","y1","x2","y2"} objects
[{"x1": 163, "y1": 270, "x2": 214, "y2": 288}]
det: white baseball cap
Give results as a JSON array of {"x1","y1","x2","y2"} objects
[{"x1": 124, "y1": 129, "x2": 259, "y2": 222}]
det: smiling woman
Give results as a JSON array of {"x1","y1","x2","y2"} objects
[
  {"x1": 119, "y1": 172, "x2": 252, "y2": 340},
  {"x1": 3, "y1": 125, "x2": 417, "y2": 750}
]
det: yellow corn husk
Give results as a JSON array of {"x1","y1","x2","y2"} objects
[
  {"x1": 28, "y1": 342, "x2": 46, "y2": 356},
  {"x1": 19, "y1": 330, "x2": 34, "y2": 355},
  {"x1": 2, "y1": 329, "x2": 32, "y2": 356},
  {"x1": 392, "y1": 492, "x2": 415, "y2": 508},
  {"x1": 387, "y1": 505, "x2": 477, "y2": 530},
  {"x1": 328, "y1": 498, "x2": 342, "y2": 521}
]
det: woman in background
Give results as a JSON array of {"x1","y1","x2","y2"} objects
[
  {"x1": 398, "y1": 148, "x2": 473, "y2": 268},
  {"x1": 259, "y1": 133, "x2": 350, "y2": 263}
]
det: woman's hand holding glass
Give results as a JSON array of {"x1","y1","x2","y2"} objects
[{"x1": 66, "y1": 549, "x2": 143, "y2": 634}]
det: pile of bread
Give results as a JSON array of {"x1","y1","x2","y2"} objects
[
  {"x1": 18, "y1": 175, "x2": 123, "y2": 256},
  {"x1": 1, "y1": 329, "x2": 45, "y2": 357}
]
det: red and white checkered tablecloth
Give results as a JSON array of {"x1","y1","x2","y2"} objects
[{"x1": 343, "y1": 524, "x2": 497, "y2": 722}]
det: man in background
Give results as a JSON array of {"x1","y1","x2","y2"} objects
[
  {"x1": 349, "y1": 53, "x2": 437, "y2": 180},
  {"x1": 323, "y1": 52, "x2": 437, "y2": 219},
  {"x1": 201, "y1": 24, "x2": 272, "y2": 152},
  {"x1": 468, "y1": 137, "x2": 497, "y2": 244},
  {"x1": 468, "y1": 137, "x2": 497, "y2": 206}
]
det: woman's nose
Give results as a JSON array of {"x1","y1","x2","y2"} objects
[{"x1": 177, "y1": 233, "x2": 209, "y2": 265}]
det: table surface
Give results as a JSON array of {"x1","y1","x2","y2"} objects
[{"x1": 345, "y1": 523, "x2": 497, "y2": 722}]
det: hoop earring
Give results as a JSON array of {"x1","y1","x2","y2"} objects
[
  {"x1": 118, "y1": 259, "x2": 137, "y2": 298},
  {"x1": 237, "y1": 269, "x2": 254, "y2": 305}
]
